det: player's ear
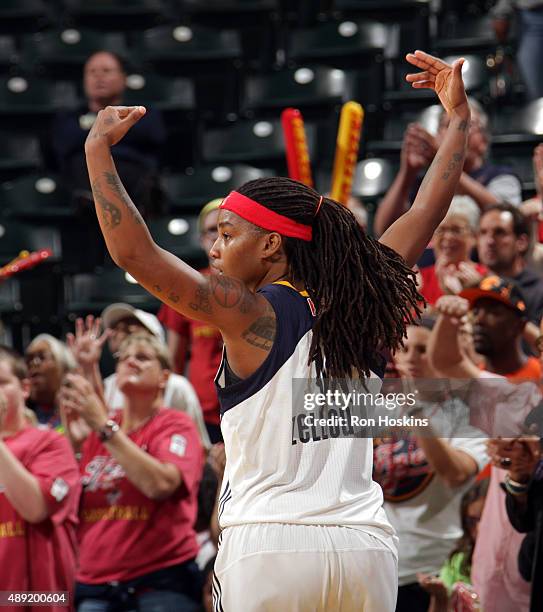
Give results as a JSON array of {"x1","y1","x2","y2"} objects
[{"x1": 262, "y1": 232, "x2": 284, "y2": 260}]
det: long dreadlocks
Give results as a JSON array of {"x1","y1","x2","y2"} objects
[{"x1": 237, "y1": 176, "x2": 423, "y2": 379}]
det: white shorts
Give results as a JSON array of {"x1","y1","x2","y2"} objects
[{"x1": 213, "y1": 523, "x2": 398, "y2": 612}]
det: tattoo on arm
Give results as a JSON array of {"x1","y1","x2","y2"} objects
[
  {"x1": 209, "y1": 276, "x2": 253, "y2": 314},
  {"x1": 91, "y1": 179, "x2": 121, "y2": 229},
  {"x1": 241, "y1": 315, "x2": 276, "y2": 351},
  {"x1": 457, "y1": 120, "x2": 469, "y2": 132},
  {"x1": 168, "y1": 291, "x2": 180, "y2": 305},
  {"x1": 188, "y1": 275, "x2": 255, "y2": 316},
  {"x1": 441, "y1": 152, "x2": 463, "y2": 181},
  {"x1": 189, "y1": 284, "x2": 212, "y2": 314},
  {"x1": 153, "y1": 285, "x2": 162, "y2": 293},
  {"x1": 104, "y1": 172, "x2": 144, "y2": 225}
]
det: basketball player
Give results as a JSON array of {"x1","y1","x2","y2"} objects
[{"x1": 84, "y1": 51, "x2": 470, "y2": 611}]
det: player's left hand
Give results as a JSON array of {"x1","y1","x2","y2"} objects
[
  {"x1": 85, "y1": 105, "x2": 146, "y2": 149},
  {"x1": 406, "y1": 51, "x2": 469, "y2": 119}
]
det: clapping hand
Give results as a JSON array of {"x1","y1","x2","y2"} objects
[
  {"x1": 487, "y1": 437, "x2": 541, "y2": 483},
  {"x1": 401, "y1": 123, "x2": 438, "y2": 175},
  {"x1": 59, "y1": 374, "x2": 108, "y2": 436}
]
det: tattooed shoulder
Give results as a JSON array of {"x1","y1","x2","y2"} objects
[
  {"x1": 241, "y1": 301, "x2": 276, "y2": 351},
  {"x1": 241, "y1": 312, "x2": 276, "y2": 352}
]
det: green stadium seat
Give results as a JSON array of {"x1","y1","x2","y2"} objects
[
  {"x1": 0, "y1": 0, "x2": 50, "y2": 34},
  {"x1": 148, "y1": 215, "x2": 206, "y2": 266},
  {"x1": 65, "y1": 268, "x2": 159, "y2": 316},
  {"x1": 241, "y1": 67, "x2": 345, "y2": 116},
  {"x1": 134, "y1": 25, "x2": 243, "y2": 118},
  {"x1": 0, "y1": 219, "x2": 62, "y2": 263},
  {"x1": 435, "y1": 14, "x2": 503, "y2": 54},
  {"x1": 124, "y1": 74, "x2": 196, "y2": 114},
  {"x1": 287, "y1": 20, "x2": 391, "y2": 69},
  {"x1": 23, "y1": 29, "x2": 128, "y2": 81},
  {"x1": 0, "y1": 174, "x2": 72, "y2": 220},
  {"x1": 202, "y1": 119, "x2": 317, "y2": 169},
  {"x1": 62, "y1": 0, "x2": 168, "y2": 30},
  {"x1": 352, "y1": 158, "x2": 396, "y2": 199},
  {"x1": 0, "y1": 77, "x2": 78, "y2": 128},
  {"x1": 0, "y1": 133, "x2": 41, "y2": 180},
  {"x1": 0, "y1": 36, "x2": 18, "y2": 75},
  {"x1": 177, "y1": 0, "x2": 280, "y2": 69},
  {"x1": 161, "y1": 165, "x2": 274, "y2": 211},
  {"x1": 135, "y1": 25, "x2": 242, "y2": 71}
]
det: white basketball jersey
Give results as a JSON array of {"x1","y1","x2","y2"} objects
[{"x1": 215, "y1": 282, "x2": 394, "y2": 536}]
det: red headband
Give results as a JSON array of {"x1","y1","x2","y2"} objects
[{"x1": 220, "y1": 191, "x2": 313, "y2": 241}]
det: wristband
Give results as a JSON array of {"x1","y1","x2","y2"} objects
[
  {"x1": 98, "y1": 419, "x2": 120, "y2": 443},
  {"x1": 504, "y1": 473, "x2": 530, "y2": 495}
]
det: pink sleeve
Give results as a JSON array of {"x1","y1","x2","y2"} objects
[
  {"x1": 147, "y1": 412, "x2": 204, "y2": 496},
  {"x1": 29, "y1": 432, "x2": 81, "y2": 525}
]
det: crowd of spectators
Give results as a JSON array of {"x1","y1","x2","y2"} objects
[{"x1": 3, "y1": 5, "x2": 543, "y2": 610}]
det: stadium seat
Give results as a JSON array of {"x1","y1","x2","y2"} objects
[
  {"x1": 23, "y1": 29, "x2": 128, "y2": 81},
  {"x1": 201, "y1": 119, "x2": 317, "y2": 169},
  {"x1": 366, "y1": 104, "x2": 442, "y2": 155},
  {"x1": 148, "y1": 215, "x2": 206, "y2": 266},
  {"x1": 65, "y1": 268, "x2": 159, "y2": 316},
  {"x1": 0, "y1": 77, "x2": 78, "y2": 129},
  {"x1": 434, "y1": 14, "x2": 503, "y2": 54},
  {"x1": 241, "y1": 66, "x2": 345, "y2": 117},
  {"x1": 123, "y1": 74, "x2": 196, "y2": 115},
  {"x1": 286, "y1": 20, "x2": 392, "y2": 69},
  {"x1": 0, "y1": 36, "x2": 18, "y2": 75},
  {"x1": 161, "y1": 165, "x2": 274, "y2": 211},
  {"x1": 0, "y1": 219, "x2": 62, "y2": 263},
  {"x1": 0, "y1": 0, "x2": 50, "y2": 34},
  {"x1": 134, "y1": 25, "x2": 243, "y2": 118},
  {"x1": 335, "y1": 0, "x2": 429, "y2": 10},
  {"x1": 135, "y1": 25, "x2": 242, "y2": 71},
  {"x1": 178, "y1": 0, "x2": 281, "y2": 69},
  {"x1": 492, "y1": 99, "x2": 543, "y2": 146},
  {"x1": 0, "y1": 174, "x2": 72, "y2": 221},
  {"x1": 61, "y1": 0, "x2": 168, "y2": 30},
  {"x1": 0, "y1": 133, "x2": 41, "y2": 180},
  {"x1": 343, "y1": 65, "x2": 386, "y2": 113},
  {"x1": 352, "y1": 158, "x2": 397, "y2": 199}
]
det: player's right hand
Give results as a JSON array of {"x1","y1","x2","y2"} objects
[
  {"x1": 435, "y1": 295, "x2": 469, "y2": 322},
  {"x1": 85, "y1": 105, "x2": 146, "y2": 149}
]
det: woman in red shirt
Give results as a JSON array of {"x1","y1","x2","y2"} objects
[
  {"x1": 419, "y1": 197, "x2": 486, "y2": 306},
  {"x1": 60, "y1": 334, "x2": 204, "y2": 612},
  {"x1": 0, "y1": 345, "x2": 80, "y2": 612}
]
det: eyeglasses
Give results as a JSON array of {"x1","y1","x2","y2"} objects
[
  {"x1": 434, "y1": 226, "x2": 470, "y2": 237},
  {"x1": 25, "y1": 351, "x2": 54, "y2": 366}
]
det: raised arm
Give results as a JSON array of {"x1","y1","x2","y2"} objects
[
  {"x1": 427, "y1": 295, "x2": 481, "y2": 379},
  {"x1": 84, "y1": 107, "x2": 264, "y2": 336},
  {"x1": 373, "y1": 123, "x2": 435, "y2": 236},
  {"x1": 380, "y1": 52, "x2": 470, "y2": 267}
]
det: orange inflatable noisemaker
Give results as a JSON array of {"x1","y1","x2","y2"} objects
[
  {"x1": 330, "y1": 101, "x2": 364, "y2": 206},
  {"x1": 281, "y1": 108, "x2": 314, "y2": 187}
]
